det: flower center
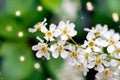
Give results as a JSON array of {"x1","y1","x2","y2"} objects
[
  {"x1": 36, "y1": 26, "x2": 41, "y2": 31},
  {"x1": 62, "y1": 28, "x2": 68, "y2": 35},
  {"x1": 115, "y1": 48, "x2": 120, "y2": 53},
  {"x1": 40, "y1": 45, "x2": 48, "y2": 53},
  {"x1": 46, "y1": 31, "x2": 53, "y2": 38},
  {"x1": 95, "y1": 58, "x2": 102, "y2": 65},
  {"x1": 70, "y1": 51, "x2": 78, "y2": 58},
  {"x1": 94, "y1": 31, "x2": 100, "y2": 36},
  {"x1": 103, "y1": 69, "x2": 110, "y2": 76},
  {"x1": 108, "y1": 39, "x2": 115, "y2": 45},
  {"x1": 77, "y1": 63, "x2": 84, "y2": 70},
  {"x1": 57, "y1": 45, "x2": 64, "y2": 52},
  {"x1": 88, "y1": 40, "x2": 95, "y2": 48},
  {"x1": 84, "y1": 53, "x2": 89, "y2": 60}
]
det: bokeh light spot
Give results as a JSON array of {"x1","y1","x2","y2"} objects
[
  {"x1": 19, "y1": 56, "x2": 25, "y2": 62},
  {"x1": 86, "y1": 2, "x2": 94, "y2": 11},
  {"x1": 18, "y1": 31, "x2": 23, "y2": 37}
]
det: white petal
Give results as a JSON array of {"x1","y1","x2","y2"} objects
[
  {"x1": 36, "y1": 36, "x2": 44, "y2": 43},
  {"x1": 64, "y1": 44, "x2": 72, "y2": 50},
  {"x1": 50, "y1": 44, "x2": 57, "y2": 52},
  {"x1": 54, "y1": 29, "x2": 61, "y2": 37},
  {"x1": 84, "y1": 28, "x2": 91, "y2": 32},
  {"x1": 58, "y1": 40, "x2": 65, "y2": 45},
  {"x1": 93, "y1": 46, "x2": 101, "y2": 52},
  {"x1": 110, "y1": 59, "x2": 118, "y2": 66},
  {"x1": 69, "y1": 59, "x2": 76, "y2": 66},
  {"x1": 87, "y1": 62, "x2": 95, "y2": 68},
  {"x1": 100, "y1": 54, "x2": 106, "y2": 59},
  {"x1": 44, "y1": 36, "x2": 49, "y2": 41},
  {"x1": 32, "y1": 45, "x2": 39, "y2": 51},
  {"x1": 69, "y1": 30, "x2": 77, "y2": 37},
  {"x1": 103, "y1": 31, "x2": 110, "y2": 39},
  {"x1": 41, "y1": 26, "x2": 47, "y2": 33},
  {"x1": 95, "y1": 38, "x2": 108, "y2": 47},
  {"x1": 115, "y1": 42, "x2": 120, "y2": 48},
  {"x1": 69, "y1": 23, "x2": 75, "y2": 29},
  {"x1": 50, "y1": 37, "x2": 55, "y2": 41},
  {"x1": 86, "y1": 32, "x2": 95, "y2": 40},
  {"x1": 61, "y1": 35, "x2": 68, "y2": 40},
  {"x1": 52, "y1": 51, "x2": 59, "y2": 58},
  {"x1": 36, "y1": 51, "x2": 42, "y2": 58},
  {"x1": 44, "y1": 53, "x2": 50, "y2": 60},
  {"x1": 28, "y1": 28, "x2": 36, "y2": 33},
  {"x1": 81, "y1": 40, "x2": 88, "y2": 48},
  {"x1": 96, "y1": 24, "x2": 102, "y2": 30},
  {"x1": 50, "y1": 24, "x2": 56, "y2": 31},
  {"x1": 107, "y1": 45, "x2": 115, "y2": 53},
  {"x1": 85, "y1": 47, "x2": 92, "y2": 53},
  {"x1": 113, "y1": 33, "x2": 120, "y2": 41},
  {"x1": 103, "y1": 60, "x2": 110, "y2": 67},
  {"x1": 58, "y1": 21, "x2": 65, "y2": 29},
  {"x1": 60, "y1": 51, "x2": 68, "y2": 59},
  {"x1": 83, "y1": 70, "x2": 88, "y2": 76},
  {"x1": 41, "y1": 18, "x2": 47, "y2": 25},
  {"x1": 95, "y1": 72, "x2": 102, "y2": 79},
  {"x1": 95, "y1": 65, "x2": 104, "y2": 72},
  {"x1": 109, "y1": 29, "x2": 115, "y2": 36}
]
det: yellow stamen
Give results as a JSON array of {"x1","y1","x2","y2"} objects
[
  {"x1": 57, "y1": 45, "x2": 64, "y2": 52},
  {"x1": 70, "y1": 51, "x2": 78, "y2": 58}
]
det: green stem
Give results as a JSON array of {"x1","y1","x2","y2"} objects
[
  {"x1": 68, "y1": 36, "x2": 85, "y2": 49},
  {"x1": 107, "y1": 54, "x2": 120, "y2": 61}
]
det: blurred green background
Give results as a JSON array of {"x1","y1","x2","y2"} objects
[{"x1": 0, "y1": 0, "x2": 120, "y2": 80}]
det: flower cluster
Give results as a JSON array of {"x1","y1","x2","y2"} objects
[{"x1": 29, "y1": 19, "x2": 120, "y2": 80}]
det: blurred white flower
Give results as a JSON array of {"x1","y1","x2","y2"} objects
[
  {"x1": 28, "y1": 18, "x2": 47, "y2": 33},
  {"x1": 65, "y1": 44, "x2": 82, "y2": 66},
  {"x1": 57, "y1": 59, "x2": 84, "y2": 80},
  {"x1": 76, "y1": 61, "x2": 89, "y2": 76},
  {"x1": 43, "y1": 24, "x2": 60, "y2": 41},
  {"x1": 61, "y1": 0, "x2": 80, "y2": 19},
  {"x1": 84, "y1": 24, "x2": 108, "y2": 37},
  {"x1": 57, "y1": 20, "x2": 77, "y2": 40},
  {"x1": 106, "y1": 30, "x2": 120, "y2": 54},
  {"x1": 32, "y1": 37, "x2": 50, "y2": 60},
  {"x1": 50, "y1": 41, "x2": 69, "y2": 59},
  {"x1": 83, "y1": 32, "x2": 102, "y2": 52},
  {"x1": 95, "y1": 68, "x2": 117, "y2": 80},
  {"x1": 87, "y1": 54, "x2": 110, "y2": 72}
]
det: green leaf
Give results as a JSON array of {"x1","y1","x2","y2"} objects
[
  {"x1": 107, "y1": 0, "x2": 120, "y2": 14},
  {"x1": 4, "y1": 0, "x2": 33, "y2": 15},
  {"x1": 0, "y1": 18, "x2": 29, "y2": 41},
  {"x1": 1, "y1": 42, "x2": 34, "y2": 80},
  {"x1": 40, "y1": 0, "x2": 61, "y2": 12}
]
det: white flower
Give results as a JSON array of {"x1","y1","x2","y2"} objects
[
  {"x1": 80, "y1": 48, "x2": 96, "y2": 63},
  {"x1": 87, "y1": 54, "x2": 110, "y2": 72},
  {"x1": 106, "y1": 30, "x2": 120, "y2": 54},
  {"x1": 111, "y1": 42, "x2": 120, "y2": 58},
  {"x1": 84, "y1": 24, "x2": 108, "y2": 37},
  {"x1": 95, "y1": 68, "x2": 117, "y2": 80},
  {"x1": 105, "y1": 29, "x2": 120, "y2": 46},
  {"x1": 28, "y1": 18, "x2": 47, "y2": 33},
  {"x1": 57, "y1": 20, "x2": 77, "y2": 40},
  {"x1": 76, "y1": 61, "x2": 89, "y2": 76},
  {"x1": 95, "y1": 38, "x2": 109, "y2": 47},
  {"x1": 61, "y1": 0, "x2": 79, "y2": 19},
  {"x1": 65, "y1": 44, "x2": 82, "y2": 66},
  {"x1": 50, "y1": 41, "x2": 69, "y2": 59},
  {"x1": 110, "y1": 59, "x2": 120, "y2": 70},
  {"x1": 43, "y1": 24, "x2": 61, "y2": 41},
  {"x1": 83, "y1": 32, "x2": 102, "y2": 52},
  {"x1": 32, "y1": 37, "x2": 50, "y2": 60}
]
